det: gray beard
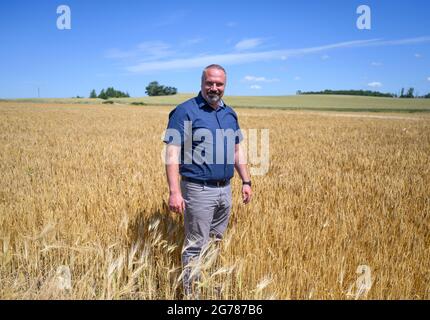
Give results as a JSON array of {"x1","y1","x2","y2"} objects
[{"x1": 207, "y1": 94, "x2": 221, "y2": 105}]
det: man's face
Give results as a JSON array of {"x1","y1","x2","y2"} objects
[{"x1": 201, "y1": 68, "x2": 226, "y2": 106}]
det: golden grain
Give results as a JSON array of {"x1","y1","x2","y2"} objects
[{"x1": 0, "y1": 102, "x2": 429, "y2": 299}]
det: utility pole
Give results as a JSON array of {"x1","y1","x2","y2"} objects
[{"x1": 37, "y1": 87, "x2": 40, "y2": 98}]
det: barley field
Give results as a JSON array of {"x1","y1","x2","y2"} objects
[
  {"x1": 0, "y1": 101, "x2": 429, "y2": 299},
  {"x1": 4, "y1": 93, "x2": 430, "y2": 112}
]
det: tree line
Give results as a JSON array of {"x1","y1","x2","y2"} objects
[
  {"x1": 90, "y1": 87, "x2": 129, "y2": 99},
  {"x1": 296, "y1": 88, "x2": 430, "y2": 98},
  {"x1": 88, "y1": 82, "x2": 178, "y2": 99}
]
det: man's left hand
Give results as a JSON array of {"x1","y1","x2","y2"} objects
[{"x1": 242, "y1": 185, "x2": 252, "y2": 204}]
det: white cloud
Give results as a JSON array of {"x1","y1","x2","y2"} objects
[
  {"x1": 235, "y1": 38, "x2": 264, "y2": 51},
  {"x1": 371, "y1": 62, "x2": 383, "y2": 66},
  {"x1": 427, "y1": 77, "x2": 430, "y2": 81},
  {"x1": 244, "y1": 75, "x2": 279, "y2": 83},
  {"x1": 294, "y1": 76, "x2": 301, "y2": 81},
  {"x1": 226, "y1": 22, "x2": 237, "y2": 27},
  {"x1": 370, "y1": 36, "x2": 430, "y2": 46},
  {"x1": 281, "y1": 56, "x2": 287, "y2": 60},
  {"x1": 105, "y1": 48, "x2": 137, "y2": 59},
  {"x1": 106, "y1": 41, "x2": 174, "y2": 61},
  {"x1": 415, "y1": 53, "x2": 423, "y2": 58},
  {"x1": 125, "y1": 36, "x2": 430, "y2": 74},
  {"x1": 137, "y1": 41, "x2": 172, "y2": 57},
  {"x1": 250, "y1": 85, "x2": 262, "y2": 89},
  {"x1": 126, "y1": 39, "x2": 378, "y2": 73},
  {"x1": 368, "y1": 82, "x2": 382, "y2": 88},
  {"x1": 321, "y1": 54, "x2": 330, "y2": 60}
]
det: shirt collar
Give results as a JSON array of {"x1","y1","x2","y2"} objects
[{"x1": 197, "y1": 91, "x2": 226, "y2": 109}]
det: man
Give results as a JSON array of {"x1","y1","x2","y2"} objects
[{"x1": 163, "y1": 64, "x2": 252, "y2": 297}]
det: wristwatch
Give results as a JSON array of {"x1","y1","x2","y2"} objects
[{"x1": 242, "y1": 181, "x2": 252, "y2": 187}]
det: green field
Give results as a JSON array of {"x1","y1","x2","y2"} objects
[{"x1": 2, "y1": 94, "x2": 430, "y2": 112}]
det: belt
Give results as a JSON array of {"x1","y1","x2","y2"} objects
[{"x1": 182, "y1": 176, "x2": 230, "y2": 187}]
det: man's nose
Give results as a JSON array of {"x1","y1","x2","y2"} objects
[{"x1": 210, "y1": 83, "x2": 217, "y2": 90}]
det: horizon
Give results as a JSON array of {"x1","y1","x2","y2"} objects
[
  {"x1": 3, "y1": 91, "x2": 426, "y2": 101},
  {"x1": 1, "y1": 0, "x2": 430, "y2": 98}
]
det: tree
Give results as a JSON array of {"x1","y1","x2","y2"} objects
[
  {"x1": 106, "y1": 87, "x2": 114, "y2": 98},
  {"x1": 400, "y1": 87, "x2": 415, "y2": 98},
  {"x1": 90, "y1": 89, "x2": 97, "y2": 98},
  {"x1": 98, "y1": 89, "x2": 108, "y2": 100},
  {"x1": 97, "y1": 87, "x2": 129, "y2": 99},
  {"x1": 406, "y1": 87, "x2": 415, "y2": 98},
  {"x1": 164, "y1": 86, "x2": 177, "y2": 95},
  {"x1": 145, "y1": 81, "x2": 160, "y2": 96},
  {"x1": 145, "y1": 81, "x2": 177, "y2": 96}
]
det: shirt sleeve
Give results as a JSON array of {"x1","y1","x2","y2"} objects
[
  {"x1": 163, "y1": 105, "x2": 188, "y2": 146},
  {"x1": 232, "y1": 109, "x2": 244, "y2": 144}
]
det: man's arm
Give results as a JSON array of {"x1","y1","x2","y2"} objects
[
  {"x1": 234, "y1": 143, "x2": 252, "y2": 204},
  {"x1": 165, "y1": 144, "x2": 185, "y2": 213}
]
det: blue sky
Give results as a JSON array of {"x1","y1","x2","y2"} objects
[{"x1": 1, "y1": 0, "x2": 430, "y2": 98}]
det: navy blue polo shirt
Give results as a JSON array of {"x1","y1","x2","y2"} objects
[{"x1": 163, "y1": 92, "x2": 243, "y2": 181}]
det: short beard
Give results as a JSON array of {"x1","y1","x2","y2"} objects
[{"x1": 206, "y1": 93, "x2": 221, "y2": 105}]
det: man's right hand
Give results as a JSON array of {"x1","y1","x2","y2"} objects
[{"x1": 169, "y1": 192, "x2": 185, "y2": 214}]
